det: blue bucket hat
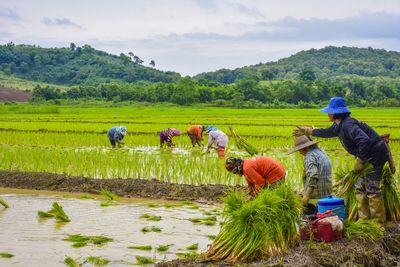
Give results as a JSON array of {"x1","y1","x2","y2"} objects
[
  {"x1": 207, "y1": 125, "x2": 217, "y2": 133},
  {"x1": 119, "y1": 126, "x2": 127, "y2": 135},
  {"x1": 320, "y1": 97, "x2": 350, "y2": 114}
]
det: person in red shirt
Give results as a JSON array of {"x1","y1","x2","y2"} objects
[
  {"x1": 187, "y1": 125, "x2": 207, "y2": 147},
  {"x1": 225, "y1": 157, "x2": 286, "y2": 196}
]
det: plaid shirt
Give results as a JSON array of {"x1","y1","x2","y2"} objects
[{"x1": 302, "y1": 147, "x2": 332, "y2": 199}]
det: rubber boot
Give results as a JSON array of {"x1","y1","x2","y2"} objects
[
  {"x1": 369, "y1": 196, "x2": 386, "y2": 223},
  {"x1": 356, "y1": 193, "x2": 371, "y2": 220}
]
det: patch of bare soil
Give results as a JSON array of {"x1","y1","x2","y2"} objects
[
  {"x1": 0, "y1": 87, "x2": 31, "y2": 102},
  {"x1": 0, "y1": 170, "x2": 242, "y2": 203},
  {"x1": 156, "y1": 224, "x2": 400, "y2": 267}
]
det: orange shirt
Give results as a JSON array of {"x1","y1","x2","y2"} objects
[
  {"x1": 187, "y1": 125, "x2": 202, "y2": 139},
  {"x1": 243, "y1": 157, "x2": 286, "y2": 195}
]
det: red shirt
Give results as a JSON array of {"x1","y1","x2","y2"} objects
[
  {"x1": 187, "y1": 125, "x2": 202, "y2": 139},
  {"x1": 243, "y1": 157, "x2": 286, "y2": 195}
]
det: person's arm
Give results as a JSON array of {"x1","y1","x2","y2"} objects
[
  {"x1": 244, "y1": 167, "x2": 265, "y2": 195},
  {"x1": 303, "y1": 157, "x2": 319, "y2": 205},
  {"x1": 167, "y1": 131, "x2": 174, "y2": 146},
  {"x1": 348, "y1": 124, "x2": 371, "y2": 162},
  {"x1": 312, "y1": 124, "x2": 338, "y2": 138},
  {"x1": 207, "y1": 133, "x2": 214, "y2": 150},
  {"x1": 114, "y1": 132, "x2": 122, "y2": 143}
]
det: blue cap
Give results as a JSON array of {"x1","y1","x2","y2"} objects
[
  {"x1": 119, "y1": 126, "x2": 127, "y2": 135},
  {"x1": 207, "y1": 125, "x2": 217, "y2": 133},
  {"x1": 320, "y1": 97, "x2": 350, "y2": 114}
]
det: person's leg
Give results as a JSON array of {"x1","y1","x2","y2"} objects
[
  {"x1": 160, "y1": 133, "x2": 166, "y2": 147},
  {"x1": 188, "y1": 133, "x2": 196, "y2": 147},
  {"x1": 217, "y1": 147, "x2": 225, "y2": 157},
  {"x1": 196, "y1": 137, "x2": 202, "y2": 147},
  {"x1": 366, "y1": 165, "x2": 386, "y2": 223},
  {"x1": 109, "y1": 138, "x2": 116, "y2": 148},
  {"x1": 355, "y1": 181, "x2": 371, "y2": 220}
]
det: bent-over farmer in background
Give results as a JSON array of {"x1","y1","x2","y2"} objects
[
  {"x1": 287, "y1": 135, "x2": 332, "y2": 207},
  {"x1": 294, "y1": 96, "x2": 388, "y2": 223},
  {"x1": 225, "y1": 157, "x2": 286, "y2": 197},
  {"x1": 187, "y1": 125, "x2": 207, "y2": 147},
  {"x1": 160, "y1": 128, "x2": 181, "y2": 148},
  {"x1": 107, "y1": 126, "x2": 127, "y2": 148},
  {"x1": 206, "y1": 125, "x2": 228, "y2": 157}
]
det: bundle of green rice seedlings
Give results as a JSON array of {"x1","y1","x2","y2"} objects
[
  {"x1": 205, "y1": 184, "x2": 302, "y2": 263},
  {"x1": 334, "y1": 164, "x2": 374, "y2": 221},
  {"x1": 38, "y1": 202, "x2": 70, "y2": 222},
  {"x1": 344, "y1": 220, "x2": 384, "y2": 240},
  {"x1": 0, "y1": 197, "x2": 9, "y2": 208},
  {"x1": 135, "y1": 255, "x2": 154, "y2": 264},
  {"x1": 64, "y1": 256, "x2": 80, "y2": 267},
  {"x1": 381, "y1": 165, "x2": 400, "y2": 222},
  {"x1": 228, "y1": 126, "x2": 259, "y2": 156},
  {"x1": 63, "y1": 234, "x2": 113, "y2": 248},
  {"x1": 100, "y1": 189, "x2": 118, "y2": 207},
  {"x1": 0, "y1": 252, "x2": 14, "y2": 258},
  {"x1": 85, "y1": 256, "x2": 110, "y2": 266}
]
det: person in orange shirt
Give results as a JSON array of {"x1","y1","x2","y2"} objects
[
  {"x1": 187, "y1": 125, "x2": 207, "y2": 147},
  {"x1": 225, "y1": 157, "x2": 286, "y2": 196}
]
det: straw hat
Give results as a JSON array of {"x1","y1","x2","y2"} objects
[{"x1": 287, "y1": 135, "x2": 319, "y2": 155}]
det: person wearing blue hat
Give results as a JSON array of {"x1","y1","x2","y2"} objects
[
  {"x1": 206, "y1": 125, "x2": 228, "y2": 157},
  {"x1": 107, "y1": 126, "x2": 127, "y2": 148},
  {"x1": 294, "y1": 96, "x2": 388, "y2": 223}
]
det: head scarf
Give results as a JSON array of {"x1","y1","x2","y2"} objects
[
  {"x1": 225, "y1": 157, "x2": 244, "y2": 175},
  {"x1": 119, "y1": 126, "x2": 127, "y2": 136},
  {"x1": 207, "y1": 125, "x2": 217, "y2": 133}
]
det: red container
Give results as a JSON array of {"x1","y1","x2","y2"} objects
[{"x1": 300, "y1": 220, "x2": 342, "y2": 242}]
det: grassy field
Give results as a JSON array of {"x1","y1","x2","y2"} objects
[{"x1": 0, "y1": 104, "x2": 399, "y2": 188}]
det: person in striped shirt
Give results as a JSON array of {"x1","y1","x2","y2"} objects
[
  {"x1": 187, "y1": 125, "x2": 207, "y2": 147},
  {"x1": 160, "y1": 128, "x2": 181, "y2": 147}
]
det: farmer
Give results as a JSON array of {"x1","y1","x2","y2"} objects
[
  {"x1": 160, "y1": 128, "x2": 181, "y2": 147},
  {"x1": 187, "y1": 125, "x2": 207, "y2": 147},
  {"x1": 287, "y1": 135, "x2": 332, "y2": 206},
  {"x1": 107, "y1": 126, "x2": 127, "y2": 148},
  {"x1": 225, "y1": 157, "x2": 286, "y2": 197},
  {"x1": 294, "y1": 96, "x2": 388, "y2": 222},
  {"x1": 206, "y1": 125, "x2": 228, "y2": 157}
]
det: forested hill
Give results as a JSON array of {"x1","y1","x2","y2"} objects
[
  {"x1": 0, "y1": 43, "x2": 181, "y2": 85},
  {"x1": 194, "y1": 46, "x2": 400, "y2": 84}
]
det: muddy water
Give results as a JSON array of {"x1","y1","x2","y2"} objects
[{"x1": 0, "y1": 189, "x2": 220, "y2": 267}]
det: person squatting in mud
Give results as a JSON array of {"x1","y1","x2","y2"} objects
[
  {"x1": 206, "y1": 125, "x2": 228, "y2": 157},
  {"x1": 107, "y1": 126, "x2": 127, "y2": 148},
  {"x1": 187, "y1": 125, "x2": 208, "y2": 147},
  {"x1": 287, "y1": 135, "x2": 332, "y2": 208},
  {"x1": 294, "y1": 96, "x2": 388, "y2": 223},
  {"x1": 225, "y1": 156, "x2": 286, "y2": 197},
  {"x1": 160, "y1": 128, "x2": 181, "y2": 148}
]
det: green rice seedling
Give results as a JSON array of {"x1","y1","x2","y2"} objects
[
  {"x1": 175, "y1": 251, "x2": 200, "y2": 259},
  {"x1": 206, "y1": 184, "x2": 302, "y2": 263},
  {"x1": 229, "y1": 126, "x2": 259, "y2": 156},
  {"x1": 189, "y1": 216, "x2": 217, "y2": 226},
  {"x1": 381, "y1": 165, "x2": 400, "y2": 222},
  {"x1": 186, "y1": 243, "x2": 198, "y2": 250},
  {"x1": 135, "y1": 255, "x2": 154, "y2": 265},
  {"x1": 0, "y1": 252, "x2": 14, "y2": 258},
  {"x1": 64, "y1": 256, "x2": 80, "y2": 267},
  {"x1": 344, "y1": 220, "x2": 384, "y2": 240},
  {"x1": 85, "y1": 256, "x2": 109, "y2": 266},
  {"x1": 79, "y1": 194, "x2": 94, "y2": 200},
  {"x1": 139, "y1": 213, "x2": 162, "y2": 221},
  {"x1": 128, "y1": 245, "x2": 152, "y2": 251},
  {"x1": 206, "y1": 235, "x2": 216, "y2": 240},
  {"x1": 63, "y1": 234, "x2": 113, "y2": 248},
  {"x1": 147, "y1": 203, "x2": 159, "y2": 208},
  {"x1": 0, "y1": 197, "x2": 9, "y2": 208},
  {"x1": 157, "y1": 245, "x2": 171, "y2": 252},
  {"x1": 141, "y1": 226, "x2": 161, "y2": 233},
  {"x1": 37, "y1": 202, "x2": 70, "y2": 222}
]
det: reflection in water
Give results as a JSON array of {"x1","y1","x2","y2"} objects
[{"x1": 0, "y1": 191, "x2": 220, "y2": 267}]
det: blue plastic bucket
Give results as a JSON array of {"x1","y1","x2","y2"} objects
[{"x1": 317, "y1": 196, "x2": 345, "y2": 221}]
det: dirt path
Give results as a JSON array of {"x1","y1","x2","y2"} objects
[
  {"x1": 0, "y1": 170, "x2": 240, "y2": 203},
  {"x1": 156, "y1": 224, "x2": 400, "y2": 267}
]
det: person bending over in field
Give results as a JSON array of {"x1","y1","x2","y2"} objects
[
  {"x1": 294, "y1": 96, "x2": 388, "y2": 223},
  {"x1": 287, "y1": 135, "x2": 332, "y2": 207},
  {"x1": 225, "y1": 156, "x2": 286, "y2": 197},
  {"x1": 187, "y1": 125, "x2": 207, "y2": 147},
  {"x1": 206, "y1": 125, "x2": 228, "y2": 157},
  {"x1": 107, "y1": 126, "x2": 127, "y2": 148},
  {"x1": 160, "y1": 128, "x2": 181, "y2": 148}
]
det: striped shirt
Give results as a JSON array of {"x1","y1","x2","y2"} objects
[
  {"x1": 303, "y1": 147, "x2": 332, "y2": 199},
  {"x1": 161, "y1": 128, "x2": 180, "y2": 146}
]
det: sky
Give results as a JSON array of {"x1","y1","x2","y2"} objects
[{"x1": 0, "y1": 0, "x2": 400, "y2": 76}]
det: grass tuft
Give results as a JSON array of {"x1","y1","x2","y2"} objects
[
  {"x1": 128, "y1": 245, "x2": 152, "y2": 251},
  {"x1": 38, "y1": 202, "x2": 70, "y2": 222},
  {"x1": 63, "y1": 234, "x2": 113, "y2": 248},
  {"x1": 85, "y1": 256, "x2": 110, "y2": 266},
  {"x1": 0, "y1": 252, "x2": 14, "y2": 258},
  {"x1": 135, "y1": 255, "x2": 154, "y2": 265}
]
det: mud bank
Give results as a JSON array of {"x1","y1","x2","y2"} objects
[
  {"x1": 156, "y1": 224, "x2": 400, "y2": 267},
  {"x1": 0, "y1": 170, "x2": 238, "y2": 203}
]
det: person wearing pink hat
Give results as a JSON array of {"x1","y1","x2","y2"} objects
[{"x1": 160, "y1": 128, "x2": 181, "y2": 147}]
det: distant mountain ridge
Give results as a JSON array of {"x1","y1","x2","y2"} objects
[
  {"x1": 193, "y1": 46, "x2": 400, "y2": 84},
  {"x1": 0, "y1": 43, "x2": 181, "y2": 85}
]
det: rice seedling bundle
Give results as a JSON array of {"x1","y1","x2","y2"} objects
[
  {"x1": 37, "y1": 202, "x2": 70, "y2": 222},
  {"x1": 128, "y1": 245, "x2": 152, "y2": 251},
  {"x1": 156, "y1": 245, "x2": 171, "y2": 252},
  {"x1": 0, "y1": 252, "x2": 14, "y2": 258},
  {"x1": 64, "y1": 256, "x2": 80, "y2": 267},
  {"x1": 139, "y1": 213, "x2": 162, "y2": 221},
  {"x1": 229, "y1": 126, "x2": 259, "y2": 156},
  {"x1": 63, "y1": 234, "x2": 113, "y2": 248},
  {"x1": 205, "y1": 184, "x2": 302, "y2": 263},
  {"x1": 344, "y1": 220, "x2": 384, "y2": 240},
  {"x1": 135, "y1": 255, "x2": 154, "y2": 265},
  {"x1": 85, "y1": 256, "x2": 109, "y2": 266},
  {"x1": 381, "y1": 165, "x2": 400, "y2": 221},
  {"x1": 0, "y1": 197, "x2": 9, "y2": 208}
]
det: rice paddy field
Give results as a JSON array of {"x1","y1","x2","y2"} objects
[{"x1": 0, "y1": 104, "x2": 400, "y2": 266}]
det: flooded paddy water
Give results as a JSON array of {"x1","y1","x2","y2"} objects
[{"x1": 0, "y1": 189, "x2": 220, "y2": 267}]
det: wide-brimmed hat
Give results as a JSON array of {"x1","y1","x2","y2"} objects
[
  {"x1": 320, "y1": 97, "x2": 350, "y2": 114},
  {"x1": 287, "y1": 135, "x2": 319, "y2": 155}
]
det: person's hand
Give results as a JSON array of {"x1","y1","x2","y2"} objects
[
  {"x1": 353, "y1": 158, "x2": 365, "y2": 173},
  {"x1": 120, "y1": 141, "x2": 125, "y2": 145},
  {"x1": 293, "y1": 126, "x2": 313, "y2": 137}
]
